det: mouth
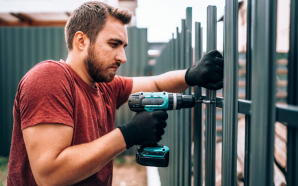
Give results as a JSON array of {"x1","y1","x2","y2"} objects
[
  {"x1": 110, "y1": 63, "x2": 121, "y2": 71},
  {"x1": 110, "y1": 66, "x2": 118, "y2": 71}
]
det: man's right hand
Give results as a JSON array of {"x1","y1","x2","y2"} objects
[{"x1": 118, "y1": 111, "x2": 168, "y2": 149}]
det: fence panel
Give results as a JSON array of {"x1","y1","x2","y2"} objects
[
  {"x1": 155, "y1": 1, "x2": 298, "y2": 186},
  {"x1": 156, "y1": 8, "x2": 193, "y2": 186},
  {"x1": 0, "y1": 26, "x2": 148, "y2": 156},
  {"x1": 0, "y1": 27, "x2": 68, "y2": 156}
]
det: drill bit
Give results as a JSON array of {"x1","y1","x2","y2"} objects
[{"x1": 195, "y1": 99, "x2": 216, "y2": 104}]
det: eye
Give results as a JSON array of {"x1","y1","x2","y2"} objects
[{"x1": 110, "y1": 43, "x2": 118, "y2": 48}]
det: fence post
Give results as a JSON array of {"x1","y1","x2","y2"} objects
[
  {"x1": 178, "y1": 19, "x2": 186, "y2": 186},
  {"x1": 184, "y1": 7, "x2": 193, "y2": 186},
  {"x1": 205, "y1": 5, "x2": 217, "y2": 186},
  {"x1": 221, "y1": 0, "x2": 239, "y2": 185},
  {"x1": 286, "y1": 0, "x2": 298, "y2": 185},
  {"x1": 244, "y1": 0, "x2": 252, "y2": 185},
  {"x1": 249, "y1": 0, "x2": 277, "y2": 185},
  {"x1": 174, "y1": 27, "x2": 180, "y2": 186},
  {"x1": 193, "y1": 22, "x2": 203, "y2": 186}
]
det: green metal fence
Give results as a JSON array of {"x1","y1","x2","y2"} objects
[
  {"x1": 115, "y1": 27, "x2": 148, "y2": 155},
  {"x1": 0, "y1": 27, "x2": 68, "y2": 156},
  {"x1": 156, "y1": 7, "x2": 193, "y2": 186},
  {"x1": 155, "y1": 0, "x2": 298, "y2": 185},
  {"x1": 0, "y1": 26, "x2": 148, "y2": 157}
]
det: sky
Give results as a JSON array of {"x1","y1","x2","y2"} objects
[
  {"x1": 0, "y1": 0, "x2": 225, "y2": 51},
  {"x1": 136, "y1": 0, "x2": 225, "y2": 51}
]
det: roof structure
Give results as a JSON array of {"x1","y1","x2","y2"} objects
[
  {"x1": 0, "y1": 12, "x2": 70, "y2": 26},
  {"x1": 0, "y1": 0, "x2": 137, "y2": 26}
]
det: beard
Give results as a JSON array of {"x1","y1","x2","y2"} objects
[{"x1": 84, "y1": 46, "x2": 119, "y2": 83}]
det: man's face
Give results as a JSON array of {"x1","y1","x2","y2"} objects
[{"x1": 84, "y1": 17, "x2": 128, "y2": 83}]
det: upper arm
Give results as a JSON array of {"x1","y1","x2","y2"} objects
[
  {"x1": 19, "y1": 62, "x2": 74, "y2": 129},
  {"x1": 23, "y1": 123, "x2": 73, "y2": 181}
]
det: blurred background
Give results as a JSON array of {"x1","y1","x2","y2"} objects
[{"x1": 0, "y1": 0, "x2": 290, "y2": 185}]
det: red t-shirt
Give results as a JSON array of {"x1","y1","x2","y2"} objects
[{"x1": 7, "y1": 60, "x2": 133, "y2": 186}]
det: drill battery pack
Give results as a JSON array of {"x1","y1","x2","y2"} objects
[{"x1": 136, "y1": 145, "x2": 169, "y2": 167}]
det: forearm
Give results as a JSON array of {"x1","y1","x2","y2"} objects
[
  {"x1": 132, "y1": 69, "x2": 189, "y2": 93},
  {"x1": 33, "y1": 128, "x2": 126, "y2": 185}
]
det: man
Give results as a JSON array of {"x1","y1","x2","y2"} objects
[{"x1": 7, "y1": 1, "x2": 223, "y2": 185}]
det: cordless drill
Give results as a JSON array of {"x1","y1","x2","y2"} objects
[{"x1": 128, "y1": 91, "x2": 198, "y2": 167}]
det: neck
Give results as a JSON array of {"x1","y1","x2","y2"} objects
[{"x1": 66, "y1": 52, "x2": 96, "y2": 87}]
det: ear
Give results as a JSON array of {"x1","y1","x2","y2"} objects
[{"x1": 73, "y1": 31, "x2": 89, "y2": 51}]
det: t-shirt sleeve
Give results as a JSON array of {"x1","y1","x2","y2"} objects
[
  {"x1": 18, "y1": 62, "x2": 74, "y2": 130},
  {"x1": 111, "y1": 76, "x2": 133, "y2": 109}
]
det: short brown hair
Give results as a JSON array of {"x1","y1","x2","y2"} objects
[{"x1": 65, "y1": 1, "x2": 132, "y2": 51}]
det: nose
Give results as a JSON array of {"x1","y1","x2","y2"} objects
[{"x1": 115, "y1": 48, "x2": 127, "y2": 64}]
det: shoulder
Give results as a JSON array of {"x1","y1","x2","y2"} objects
[
  {"x1": 24, "y1": 60, "x2": 71, "y2": 80},
  {"x1": 17, "y1": 60, "x2": 74, "y2": 101},
  {"x1": 20, "y1": 60, "x2": 73, "y2": 88},
  {"x1": 16, "y1": 61, "x2": 75, "y2": 129}
]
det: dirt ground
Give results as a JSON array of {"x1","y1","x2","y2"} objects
[
  {"x1": 113, "y1": 155, "x2": 147, "y2": 186},
  {"x1": 0, "y1": 155, "x2": 147, "y2": 186},
  {"x1": 0, "y1": 157, "x2": 8, "y2": 186}
]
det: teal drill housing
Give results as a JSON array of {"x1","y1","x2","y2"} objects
[{"x1": 128, "y1": 91, "x2": 196, "y2": 167}]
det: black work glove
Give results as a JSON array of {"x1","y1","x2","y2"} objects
[
  {"x1": 185, "y1": 49, "x2": 223, "y2": 90},
  {"x1": 118, "y1": 111, "x2": 168, "y2": 149}
]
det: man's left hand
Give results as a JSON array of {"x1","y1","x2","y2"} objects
[{"x1": 185, "y1": 49, "x2": 223, "y2": 90}]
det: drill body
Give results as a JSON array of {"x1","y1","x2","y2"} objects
[
  {"x1": 128, "y1": 91, "x2": 196, "y2": 167},
  {"x1": 128, "y1": 91, "x2": 195, "y2": 112}
]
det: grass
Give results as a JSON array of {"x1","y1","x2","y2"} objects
[
  {"x1": 113, "y1": 155, "x2": 137, "y2": 167},
  {"x1": 0, "y1": 157, "x2": 8, "y2": 186},
  {"x1": 112, "y1": 155, "x2": 147, "y2": 186},
  {"x1": 0, "y1": 156, "x2": 146, "y2": 186}
]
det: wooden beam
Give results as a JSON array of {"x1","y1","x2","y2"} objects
[
  {"x1": 30, "y1": 21, "x2": 66, "y2": 26},
  {"x1": 10, "y1": 13, "x2": 33, "y2": 24}
]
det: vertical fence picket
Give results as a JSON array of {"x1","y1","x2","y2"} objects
[
  {"x1": 185, "y1": 7, "x2": 193, "y2": 186},
  {"x1": 179, "y1": 19, "x2": 186, "y2": 186},
  {"x1": 221, "y1": 0, "x2": 239, "y2": 186},
  {"x1": 286, "y1": 0, "x2": 298, "y2": 185},
  {"x1": 205, "y1": 5, "x2": 217, "y2": 186},
  {"x1": 194, "y1": 21, "x2": 203, "y2": 186},
  {"x1": 249, "y1": 0, "x2": 277, "y2": 185},
  {"x1": 174, "y1": 27, "x2": 180, "y2": 186},
  {"x1": 244, "y1": 0, "x2": 252, "y2": 185}
]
